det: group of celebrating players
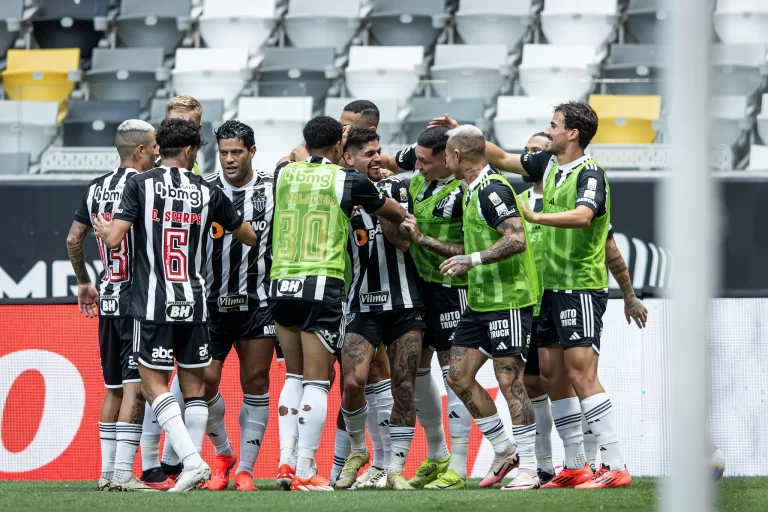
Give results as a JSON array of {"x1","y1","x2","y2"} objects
[{"x1": 66, "y1": 94, "x2": 648, "y2": 494}]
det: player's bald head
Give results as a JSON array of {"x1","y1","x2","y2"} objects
[
  {"x1": 115, "y1": 119, "x2": 155, "y2": 158},
  {"x1": 446, "y1": 124, "x2": 486, "y2": 159}
]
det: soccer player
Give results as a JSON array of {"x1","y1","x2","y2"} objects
[
  {"x1": 270, "y1": 116, "x2": 408, "y2": 492},
  {"x1": 197, "y1": 120, "x2": 276, "y2": 491},
  {"x1": 334, "y1": 127, "x2": 424, "y2": 490},
  {"x1": 401, "y1": 125, "x2": 541, "y2": 491},
  {"x1": 92, "y1": 118, "x2": 258, "y2": 492},
  {"x1": 67, "y1": 120, "x2": 158, "y2": 492}
]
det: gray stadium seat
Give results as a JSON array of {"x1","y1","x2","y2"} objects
[
  {"x1": 284, "y1": 0, "x2": 363, "y2": 51},
  {"x1": 116, "y1": 0, "x2": 191, "y2": 55},
  {"x1": 603, "y1": 44, "x2": 666, "y2": 96},
  {"x1": 518, "y1": 44, "x2": 599, "y2": 99},
  {"x1": 406, "y1": 98, "x2": 484, "y2": 142},
  {"x1": 540, "y1": 0, "x2": 618, "y2": 46},
  {"x1": 369, "y1": 0, "x2": 448, "y2": 47},
  {"x1": 430, "y1": 44, "x2": 509, "y2": 102},
  {"x1": 0, "y1": 152, "x2": 30, "y2": 174},
  {"x1": 0, "y1": 0, "x2": 23, "y2": 57},
  {"x1": 258, "y1": 47, "x2": 336, "y2": 105},
  {"x1": 171, "y1": 47, "x2": 249, "y2": 108},
  {"x1": 198, "y1": 0, "x2": 279, "y2": 55},
  {"x1": 63, "y1": 99, "x2": 140, "y2": 147},
  {"x1": 238, "y1": 96, "x2": 313, "y2": 157},
  {"x1": 86, "y1": 48, "x2": 165, "y2": 108},
  {"x1": 324, "y1": 97, "x2": 402, "y2": 144},
  {"x1": 0, "y1": 100, "x2": 59, "y2": 162},
  {"x1": 714, "y1": 0, "x2": 768, "y2": 45},
  {"x1": 345, "y1": 46, "x2": 425, "y2": 101},
  {"x1": 711, "y1": 95, "x2": 749, "y2": 147},
  {"x1": 33, "y1": 0, "x2": 109, "y2": 60},
  {"x1": 454, "y1": 0, "x2": 532, "y2": 48},
  {"x1": 626, "y1": 0, "x2": 668, "y2": 45},
  {"x1": 712, "y1": 44, "x2": 767, "y2": 97}
]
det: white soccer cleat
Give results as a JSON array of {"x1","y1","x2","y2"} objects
[
  {"x1": 168, "y1": 462, "x2": 211, "y2": 492},
  {"x1": 109, "y1": 475, "x2": 159, "y2": 492},
  {"x1": 479, "y1": 445, "x2": 520, "y2": 488},
  {"x1": 501, "y1": 468, "x2": 541, "y2": 491},
  {"x1": 351, "y1": 466, "x2": 387, "y2": 489}
]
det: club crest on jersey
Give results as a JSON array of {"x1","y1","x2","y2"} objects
[
  {"x1": 252, "y1": 190, "x2": 267, "y2": 212},
  {"x1": 277, "y1": 278, "x2": 304, "y2": 295},
  {"x1": 218, "y1": 295, "x2": 247, "y2": 308},
  {"x1": 359, "y1": 291, "x2": 390, "y2": 306},
  {"x1": 100, "y1": 295, "x2": 119, "y2": 314},
  {"x1": 165, "y1": 301, "x2": 195, "y2": 320},
  {"x1": 155, "y1": 182, "x2": 202, "y2": 207},
  {"x1": 399, "y1": 187, "x2": 408, "y2": 202}
]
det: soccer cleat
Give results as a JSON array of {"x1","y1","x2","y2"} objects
[
  {"x1": 541, "y1": 463, "x2": 594, "y2": 488},
  {"x1": 290, "y1": 475, "x2": 334, "y2": 491},
  {"x1": 276, "y1": 463, "x2": 295, "y2": 490},
  {"x1": 501, "y1": 468, "x2": 541, "y2": 491},
  {"x1": 110, "y1": 476, "x2": 160, "y2": 492},
  {"x1": 233, "y1": 471, "x2": 258, "y2": 491},
  {"x1": 351, "y1": 466, "x2": 388, "y2": 490},
  {"x1": 207, "y1": 454, "x2": 237, "y2": 491},
  {"x1": 424, "y1": 469, "x2": 466, "y2": 490},
  {"x1": 168, "y1": 462, "x2": 211, "y2": 492},
  {"x1": 161, "y1": 462, "x2": 183, "y2": 481},
  {"x1": 407, "y1": 456, "x2": 451, "y2": 488},
  {"x1": 479, "y1": 446, "x2": 519, "y2": 488},
  {"x1": 97, "y1": 477, "x2": 112, "y2": 491},
  {"x1": 386, "y1": 471, "x2": 414, "y2": 490},
  {"x1": 574, "y1": 464, "x2": 632, "y2": 490},
  {"x1": 141, "y1": 467, "x2": 176, "y2": 490},
  {"x1": 334, "y1": 450, "x2": 370, "y2": 490},
  {"x1": 537, "y1": 469, "x2": 556, "y2": 486}
]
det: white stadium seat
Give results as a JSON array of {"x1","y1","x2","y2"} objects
[
  {"x1": 171, "y1": 47, "x2": 249, "y2": 108},
  {"x1": 711, "y1": 95, "x2": 749, "y2": 146},
  {"x1": 430, "y1": 44, "x2": 509, "y2": 102},
  {"x1": 541, "y1": 0, "x2": 618, "y2": 46},
  {"x1": 198, "y1": 0, "x2": 278, "y2": 55},
  {"x1": 747, "y1": 143, "x2": 768, "y2": 170},
  {"x1": 714, "y1": 0, "x2": 768, "y2": 45},
  {"x1": 518, "y1": 44, "x2": 600, "y2": 99},
  {"x1": 711, "y1": 44, "x2": 767, "y2": 97},
  {"x1": 284, "y1": 0, "x2": 363, "y2": 51},
  {"x1": 454, "y1": 0, "x2": 532, "y2": 48},
  {"x1": 345, "y1": 46, "x2": 424, "y2": 102},
  {"x1": 0, "y1": 100, "x2": 59, "y2": 161},
  {"x1": 238, "y1": 96, "x2": 314, "y2": 157},
  {"x1": 324, "y1": 97, "x2": 402, "y2": 144},
  {"x1": 494, "y1": 96, "x2": 569, "y2": 149},
  {"x1": 754, "y1": 94, "x2": 768, "y2": 147}
]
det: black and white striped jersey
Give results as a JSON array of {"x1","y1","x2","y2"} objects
[
  {"x1": 347, "y1": 176, "x2": 423, "y2": 313},
  {"x1": 113, "y1": 166, "x2": 243, "y2": 324},
  {"x1": 204, "y1": 171, "x2": 274, "y2": 312},
  {"x1": 74, "y1": 167, "x2": 137, "y2": 317}
]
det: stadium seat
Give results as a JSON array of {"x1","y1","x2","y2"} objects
[
  {"x1": 0, "y1": 152, "x2": 30, "y2": 174},
  {"x1": 714, "y1": 0, "x2": 768, "y2": 45},
  {"x1": 626, "y1": 0, "x2": 668, "y2": 45},
  {"x1": 518, "y1": 44, "x2": 599, "y2": 99},
  {"x1": 345, "y1": 46, "x2": 424, "y2": 101},
  {"x1": 369, "y1": 0, "x2": 448, "y2": 47},
  {"x1": 747, "y1": 143, "x2": 768, "y2": 170},
  {"x1": 284, "y1": 0, "x2": 363, "y2": 51},
  {"x1": 603, "y1": 44, "x2": 666, "y2": 96},
  {"x1": 406, "y1": 98, "x2": 485, "y2": 142},
  {"x1": 238, "y1": 96, "x2": 313, "y2": 157},
  {"x1": 430, "y1": 44, "x2": 509, "y2": 102},
  {"x1": 324, "y1": 97, "x2": 401, "y2": 143},
  {"x1": 712, "y1": 44, "x2": 767, "y2": 97},
  {"x1": 2, "y1": 49, "x2": 80, "y2": 123},
  {"x1": 172, "y1": 47, "x2": 249, "y2": 108},
  {"x1": 493, "y1": 95, "x2": 570, "y2": 149},
  {"x1": 86, "y1": 48, "x2": 165, "y2": 108},
  {"x1": 0, "y1": 0, "x2": 25, "y2": 57},
  {"x1": 540, "y1": 0, "x2": 618, "y2": 46},
  {"x1": 753, "y1": 93, "x2": 768, "y2": 146},
  {"x1": 0, "y1": 100, "x2": 59, "y2": 161},
  {"x1": 588, "y1": 94, "x2": 661, "y2": 144},
  {"x1": 116, "y1": 0, "x2": 191, "y2": 55},
  {"x1": 198, "y1": 0, "x2": 279, "y2": 55},
  {"x1": 454, "y1": 0, "x2": 532, "y2": 48},
  {"x1": 258, "y1": 47, "x2": 336, "y2": 106},
  {"x1": 63, "y1": 99, "x2": 140, "y2": 147},
  {"x1": 711, "y1": 95, "x2": 749, "y2": 146},
  {"x1": 32, "y1": 0, "x2": 109, "y2": 60}
]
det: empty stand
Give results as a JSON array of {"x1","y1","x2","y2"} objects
[
  {"x1": 603, "y1": 44, "x2": 665, "y2": 96},
  {"x1": 198, "y1": 0, "x2": 278, "y2": 55},
  {"x1": 324, "y1": 97, "x2": 401, "y2": 143},
  {"x1": 238, "y1": 96, "x2": 313, "y2": 157},
  {"x1": 258, "y1": 47, "x2": 336, "y2": 105},
  {"x1": 747, "y1": 143, "x2": 768, "y2": 170},
  {"x1": 33, "y1": 0, "x2": 109, "y2": 60},
  {"x1": 87, "y1": 48, "x2": 165, "y2": 108},
  {"x1": 430, "y1": 44, "x2": 508, "y2": 102},
  {"x1": 0, "y1": 100, "x2": 59, "y2": 161},
  {"x1": 116, "y1": 0, "x2": 191, "y2": 55},
  {"x1": 626, "y1": 0, "x2": 668, "y2": 45},
  {"x1": 172, "y1": 47, "x2": 249, "y2": 107},
  {"x1": 518, "y1": 44, "x2": 599, "y2": 99},
  {"x1": 454, "y1": 0, "x2": 532, "y2": 48},
  {"x1": 63, "y1": 100, "x2": 140, "y2": 147},
  {"x1": 714, "y1": 0, "x2": 768, "y2": 45},
  {"x1": 284, "y1": 0, "x2": 362, "y2": 51},
  {"x1": 754, "y1": 93, "x2": 768, "y2": 147},
  {"x1": 494, "y1": 96, "x2": 569, "y2": 149},
  {"x1": 0, "y1": 152, "x2": 30, "y2": 174},
  {"x1": 540, "y1": 0, "x2": 618, "y2": 46},
  {"x1": 589, "y1": 94, "x2": 661, "y2": 144},
  {"x1": 345, "y1": 46, "x2": 424, "y2": 101},
  {"x1": 712, "y1": 44, "x2": 767, "y2": 97},
  {"x1": 369, "y1": 0, "x2": 448, "y2": 47},
  {"x1": 711, "y1": 95, "x2": 749, "y2": 146},
  {"x1": 406, "y1": 98, "x2": 484, "y2": 142},
  {"x1": 0, "y1": 0, "x2": 24, "y2": 57}
]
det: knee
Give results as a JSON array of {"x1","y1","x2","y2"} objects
[
  {"x1": 446, "y1": 372, "x2": 470, "y2": 395},
  {"x1": 343, "y1": 371, "x2": 366, "y2": 396},
  {"x1": 240, "y1": 369, "x2": 269, "y2": 395},
  {"x1": 524, "y1": 374, "x2": 545, "y2": 397}
]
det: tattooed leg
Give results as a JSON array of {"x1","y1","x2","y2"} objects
[
  {"x1": 493, "y1": 357, "x2": 534, "y2": 426},
  {"x1": 388, "y1": 329, "x2": 423, "y2": 428},
  {"x1": 341, "y1": 333, "x2": 376, "y2": 411},
  {"x1": 445, "y1": 346, "x2": 496, "y2": 419},
  {"x1": 118, "y1": 382, "x2": 146, "y2": 425}
]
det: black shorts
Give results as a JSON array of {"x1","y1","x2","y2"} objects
[
  {"x1": 524, "y1": 321, "x2": 540, "y2": 375},
  {"x1": 451, "y1": 306, "x2": 533, "y2": 360},
  {"x1": 346, "y1": 309, "x2": 426, "y2": 349},
  {"x1": 136, "y1": 321, "x2": 212, "y2": 371},
  {"x1": 208, "y1": 305, "x2": 277, "y2": 361},
  {"x1": 268, "y1": 299, "x2": 346, "y2": 354},
  {"x1": 98, "y1": 317, "x2": 140, "y2": 388},
  {"x1": 421, "y1": 281, "x2": 468, "y2": 352},
  {"x1": 537, "y1": 289, "x2": 608, "y2": 353}
]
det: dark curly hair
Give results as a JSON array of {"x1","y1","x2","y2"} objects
[
  {"x1": 303, "y1": 115, "x2": 343, "y2": 151},
  {"x1": 344, "y1": 126, "x2": 380, "y2": 154},
  {"x1": 156, "y1": 117, "x2": 202, "y2": 158},
  {"x1": 554, "y1": 101, "x2": 599, "y2": 149},
  {"x1": 215, "y1": 120, "x2": 255, "y2": 149},
  {"x1": 343, "y1": 100, "x2": 380, "y2": 127}
]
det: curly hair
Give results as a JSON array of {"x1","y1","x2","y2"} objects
[
  {"x1": 156, "y1": 118, "x2": 201, "y2": 158},
  {"x1": 215, "y1": 120, "x2": 255, "y2": 149},
  {"x1": 344, "y1": 126, "x2": 380, "y2": 154},
  {"x1": 303, "y1": 115, "x2": 343, "y2": 151}
]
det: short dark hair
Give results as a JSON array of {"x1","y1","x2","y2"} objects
[
  {"x1": 215, "y1": 120, "x2": 255, "y2": 149},
  {"x1": 344, "y1": 126, "x2": 380, "y2": 154},
  {"x1": 156, "y1": 118, "x2": 201, "y2": 158},
  {"x1": 554, "y1": 102, "x2": 598, "y2": 149},
  {"x1": 343, "y1": 100, "x2": 380, "y2": 127},
  {"x1": 303, "y1": 115, "x2": 343, "y2": 151},
  {"x1": 532, "y1": 131, "x2": 548, "y2": 138},
  {"x1": 417, "y1": 126, "x2": 449, "y2": 155}
]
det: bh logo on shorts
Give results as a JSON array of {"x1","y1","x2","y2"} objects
[
  {"x1": 165, "y1": 301, "x2": 195, "y2": 320},
  {"x1": 278, "y1": 278, "x2": 304, "y2": 295},
  {"x1": 560, "y1": 309, "x2": 578, "y2": 327},
  {"x1": 152, "y1": 347, "x2": 174, "y2": 361}
]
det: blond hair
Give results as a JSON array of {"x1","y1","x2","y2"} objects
[{"x1": 165, "y1": 95, "x2": 203, "y2": 120}]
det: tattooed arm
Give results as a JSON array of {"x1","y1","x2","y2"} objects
[
  {"x1": 606, "y1": 234, "x2": 648, "y2": 328},
  {"x1": 380, "y1": 217, "x2": 410, "y2": 253},
  {"x1": 401, "y1": 216, "x2": 465, "y2": 258},
  {"x1": 66, "y1": 220, "x2": 99, "y2": 318}
]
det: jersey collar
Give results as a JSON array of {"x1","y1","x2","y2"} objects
[
  {"x1": 219, "y1": 170, "x2": 259, "y2": 192},
  {"x1": 553, "y1": 154, "x2": 591, "y2": 187},
  {"x1": 307, "y1": 156, "x2": 333, "y2": 165},
  {"x1": 465, "y1": 164, "x2": 492, "y2": 197}
]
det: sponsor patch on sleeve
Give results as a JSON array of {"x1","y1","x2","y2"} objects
[
  {"x1": 583, "y1": 189, "x2": 596, "y2": 200},
  {"x1": 495, "y1": 204, "x2": 510, "y2": 216},
  {"x1": 489, "y1": 192, "x2": 502, "y2": 205},
  {"x1": 587, "y1": 177, "x2": 598, "y2": 191}
]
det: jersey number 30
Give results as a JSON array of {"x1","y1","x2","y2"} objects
[
  {"x1": 164, "y1": 228, "x2": 189, "y2": 281},
  {"x1": 274, "y1": 210, "x2": 329, "y2": 263}
]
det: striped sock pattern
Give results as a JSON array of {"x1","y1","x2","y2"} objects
[
  {"x1": 581, "y1": 393, "x2": 624, "y2": 470},
  {"x1": 512, "y1": 424, "x2": 537, "y2": 470},
  {"x1": 389, "y1": 426, "x2": 415, "y2": 473},
  {"x1": 341, "y1": 402, "x2": 369, "y2": 452},
  {"x1": 551, "y1": 397, "x2": 586, "y2": 469},
  {"x1": 99, "y1": 422, "x2": 117, "y2": 479},
  {"x1": 205, "y1": 393, "x2": 232, "y2": 456},
  {"x1": 184, "y1": 397, "x2": 208, "y2": 455},
  {"x1": 530, "y1": 394, "x2": 554, "y2": 472},
  {"x1": 152, "y1": 392, "x2": 201, "y2": 469},
  {"x1": 475, "y1": 413, "x2": 512, "y2": 454},
  {"x1": 237, "y1": 393, "x2": 269, "y2": 475}
]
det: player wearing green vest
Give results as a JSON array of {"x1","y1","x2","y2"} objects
[
  {"x1": 268, "y1": 116, "x2": 408, "y2": 492},
  {"x1": 402, "y1": 125, "x2": 540, "y2": 491}
]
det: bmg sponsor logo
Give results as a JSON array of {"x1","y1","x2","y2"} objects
[{"x1": 155, "y1": 182, "x2": 202, "y2": 207}]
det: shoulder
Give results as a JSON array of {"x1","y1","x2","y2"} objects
[{"x1": 204, "y1": 170, "x2": 221, "y2": 184}]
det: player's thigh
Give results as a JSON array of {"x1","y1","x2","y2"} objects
[
  {"x1": 300, "y1": 299, "x2": 347, "y2": 380},
  {"x1": 423, "y1": 283, "x2": 465, "y2": 353},
  {"x1": 387, "y1": 325, "x2": 424, "y2": 383},
  {"x1": 340, "y1": 331, "x2": 377, "y2": 390},
  {"x1": 119, "y1": 381, "x2": 145, "y2": 424},
  {"x1": 270, "y1": 300, "x2": 304, "y2": 375},
  {"x1": 203, "y1": 360, "x2": 225, "y2": 399},
  {"x1": 235, "y1": 337, "x2": 275, "y2": 395},
  {"x1": 446, "y1": 310, "x2": 489, "y2": 389},
  {"x1": 368, "y1": 341, "x2": 391, "y2": 383}
]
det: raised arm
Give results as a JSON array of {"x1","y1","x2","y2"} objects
[{"x1": 606, "y1": 234, "x2": 648, "y2": 328}]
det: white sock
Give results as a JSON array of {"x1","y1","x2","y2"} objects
[
  {"x1": 113, "y1": 422, "x2": 142, "y2": 482},
  {"x1": 296, "y1": 381, "x2": 330, "y2": 479},
  {"x1": 161, "y1": 375, "x2": 185, "y2": 466},
  {"x1": 582, "y1": 413, "x2": 598, "y2": 467},
  {"x1": 443, "y1": 367, "x2": 471, "y2": 477},
  {"x1": 374, "y1": 379, "x2": 393, "y2": 468},
  {"x1": 152, "y1": 392, "x2": 202, "y2": 469},
  {"x1": 414, "y1": 368, "x2": 450, "y2": 461},
  {"x1": 99, "y1": 422, "x2": 117, "y2": 479},
  {"x1": 342, "y1": 402, "x2": 369, "y2": 453},
  {"x1": 237, "y1": 393, "x2": 269, "y2": 475},
  {"x1": 581, "y1": 393, "x2": 624, "y2": 470},
  {"x1": 389, "y1": 426, "x2": 415, "y2": 473},
  {"x1": 512, "y1": 424, "x2": 537, "y2": 471},
  {"x1": 205, "y1": 393, "x2": 232, "y2": 456},
  {"x1": 551, "y1": 397, "x2": 586, "y2": 469},
  {"x1": 278, "y1": 373, "x2": 303, "y2": 467},
  {"x1": 531, "y1": 394, "x2": 554, "y2": 473},
  {"x1": 475, "y1": 413, "x2": 513, "y2": 455},
  {"x1": 140, "y1": 403, "x2": 161, "y2": 472},
  {"x1": 331, "y1": 428, "x2": 351, "y2": 479},
  {"x1": 365, "y1": 385, "x2": 384, "y2": 467},
  {"x1": 184, "y1": 397, "x2": 208, "y2": 455}
]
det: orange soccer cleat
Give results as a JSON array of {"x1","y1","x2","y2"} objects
[
  {"x1": 541, "y1": 463, "x2": 594, "y2": 488},
  {"x1": 141, "y1": 468, "x2": 176, "y2": 491},
  {"x1": 290, "y1": 475, "x2": 334, "y2": 491},
  {"x1": 206, "y1": 454, "x2": 237, "y2": 491},
  {"x1": 575, "y1": 464, "x2": 632, "y2": 489},
  {"x1": 276, "y1": 463, "x2": 296, "y2": 490},
  {"x1": 234, "y1": 471, "x2": 259, "y2": 491}
]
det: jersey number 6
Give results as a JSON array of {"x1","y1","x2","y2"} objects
[{"x1": 164, "y1": 228, "x2": 189, "y2": 281}]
